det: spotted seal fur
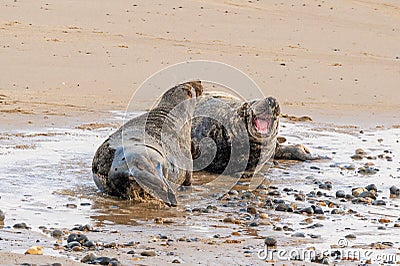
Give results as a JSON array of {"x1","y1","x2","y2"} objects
[
  {"x1": 92, "y1": 81, "x2": 203, "y2": 206},
  {"x1": 191, "y1": 92, "x2": 280, "y2": 175},
  {"x1": 191, "y1": 92, "x2": 321, "y2": 175}
]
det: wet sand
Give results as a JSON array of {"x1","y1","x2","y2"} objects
[
  {"x1": 1, "y1": 0, "x2": 400, "y2": 265},
  {"x1": 1, "y1": 115, "x2": 399, "y2": 265}
]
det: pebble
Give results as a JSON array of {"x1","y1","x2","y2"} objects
[
  {"x1": 365, "y1": 184, "x2": 377, "y2": 192},
  {"x1": 344, "y1": 164, "x2": 356, "y2": 170},
  {"x1": 172, "y1": 258, "x2": 182, "y2": 263},
  {"x1": 71, "y1": 224, "x2": 92, "y2": 231},
  {"x1": 331, "y1": 209, "x2": 343, "y2": 214},
  {"x1": 13, "y1": 222, "x2": 30, "y2": 229},
  {"x1": 264, "y1": 237, "x2": 277, "y2": 247},
  {"x1": 352, "y1": 187, "x2": 366, "y2": 197},
  {"x1": 390, "y1": 186, "x2": 400, "y2": 197},
  {"x1": 312, "y1": 206, "x2": 324, "y2": 214},
  {"x1": 228, "y1": 190, "x2": 239, "y2": 195},
  {"x1": 242, "y1": 192, "x2": 255, "y2": 199},
  {"x1": 306, "y1": 191, "x2": 317, "y2": 198},
  {"x1": 91, "y1": 257, "x2": 118, "y2": 265},
  {"x1": 292, "y1": 232, "x2": 306, "y2": 238},
  {"x1": 258, "y1": 184, "x2": 268, "y2": 190},
  {"x1": 141, "y1": 250, "x2": 156, "y2": 256},
  {"x1": 247, "y1": 206, "x2": 257, "y2": 214},
  {"x1": 223, "y1": 217, "x2": 239, "y2": 224},
  {"x1": 67, "y1": 241, "x2": 81, "y2": 249},
  {"x1": 105, "y1": 242, "x2": 117, "y2": 248},
  {"x1": 307, "y1": 223, "x2": 324, "y2": 229},
  {"x1": 72, "y1": 246, "x2": 83, "y2": 252},
  {"x1": 67, "y1": 233, "x2": 88, "y2": 244},
  {"x1": 345, "y1": 234, "x2": 356, "y2": 239},
  {"x1": 275, "y1": 203, "x2": 292, "y2": 212},
  {"x1": 81, "y1": 253, "x2": 97, "y2": 263},
  {"x1": 358, "y1": 191, "x2": 376, "y2": 200},
  {"x1": 351, "y1": 154, "x2": 364, "y2": 160},
  {"x1": 372, "y1": 200, "x2": 386, "y2": 206},
  {"x1": 0, "y1": 210, "x2": 4, "y2": 222},
  {"x1": 336, "y1": 190, "x2": 346, "y2": 198},
  {"x1": 51, "y1": 229, "x2": 63, "y2": 238},
  {"x1": 83, "y1": 240, "x2": 96, "y2": 248},
  {"x1": 24, "y1": 246, "x2": 44, "y2": 255},
  {"x1": 300, "y1": 207, "x2": 314, "y2": 215},
  {"x1": 294, "y1": 194, "x2": 305, "y2": 201},
  {"x1": 379, "y1": 218, "x2": 390, "y2": 223},
  {"x1": 248, "y1": 221, "x2": 259, "y2": 227},
  {"x1": 268, "y1": 190, "x2": 280, "y2": 196},
  {"x1": 109, "y1": 261, "x2": 122, "y2": 266},
  {"x1": 355, "y1": 148, "x2": 366, "y2": 155},
  {"x1": 357, "y1": 166, "x2": 378, "y2": 175},
  {"x1": 66, "y1": 203, "x2": 77, "y2": 208}
]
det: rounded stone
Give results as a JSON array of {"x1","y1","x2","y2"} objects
[
  {"x1": 264, "y1": 237, "x2": 277, "y2": 247},
  {"x1": 335, "y1": 190, "x2": 346, "y2": 198}
]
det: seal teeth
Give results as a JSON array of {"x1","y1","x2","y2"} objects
[{"x1": 254, "y1": 116, "x2": 272, "y2": 134}]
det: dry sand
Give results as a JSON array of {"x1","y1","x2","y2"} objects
[
  {"x1": 1, "y1": 0, "x2": 400, "y2": 129},
  {"x1": 1, "y1": 0, "x2": 400, "y2": 265}
]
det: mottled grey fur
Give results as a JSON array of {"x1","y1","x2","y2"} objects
[
  {"x1": 191, "y1": 93, "x2": 280, "y2": 175},
  {"x1": 191, "y1": 93, "x2": 322, "y2": 175},
  {"x1": 92, "y1": 81, "x2": 203, "y2": 206}
]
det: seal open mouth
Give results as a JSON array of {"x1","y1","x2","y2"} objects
[{"x1": 253, "y1": 115, "x2": 273, "y2": 135}]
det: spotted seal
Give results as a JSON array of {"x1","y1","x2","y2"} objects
[
  {"x1": 92, "y1": 81, "x2": 203, "y2": 206},
  {"x1": 191, "y1": 92, "x2": 320, "y2": 175},
  {"x1": 191, "y1": 92, "x2": 280, "y2": 175}
]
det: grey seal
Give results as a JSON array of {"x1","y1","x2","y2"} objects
[
  {"x1": 92, "y1": 81, "x2": 203, "y2": 206},
  {"x1": 191, "y1": 92, "x2": 280, "y2": 175},
  {"x1": 191, "y1": 92, "x2": 321, "y2": 175}
]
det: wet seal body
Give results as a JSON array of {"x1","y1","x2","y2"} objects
[
  {"x1": 191, "y1": 92, "x2": 322, "y2": 175},
  {"x1": 191, "y1": 93, "x2": 280, "y2": 175},
  {"x1": 92, "y1": 81, "x2": 203, "y2": 206}
]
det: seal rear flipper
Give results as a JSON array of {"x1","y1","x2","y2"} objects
[
  {"x1": 274, "y1": 143, "x2": 330, "y2": 161},
  {"x1": 130, "y1": 167, "x2": 177, "y2": 206}
]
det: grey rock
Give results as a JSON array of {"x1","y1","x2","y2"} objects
[
  {"x1": 335, "y1": 190, "x2": 346, "y2": 198},
  {"x1": 264, "y1": 237, "x2": 277, "y2": 247},
  {"x1": 141, "y1": 250, "x2": 156, "y2": 256}
]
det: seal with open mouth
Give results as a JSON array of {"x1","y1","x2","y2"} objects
[
  {"x1": 191, "y1": 92, "x2": 280, "y2": 175},
  {"x1": 191, "y1": 92, "x2": 322, "y2": 175},
  {"x1": 92, "y1": 81, "x2": 203, "y2": 206}
]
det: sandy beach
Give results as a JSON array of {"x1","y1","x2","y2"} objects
[
  {"x1": 1, "y1": 0, "x2": 400, "y2": 265},
  {"x1": 1, "y1": 0, "x2": 400, "y2": 129}
]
